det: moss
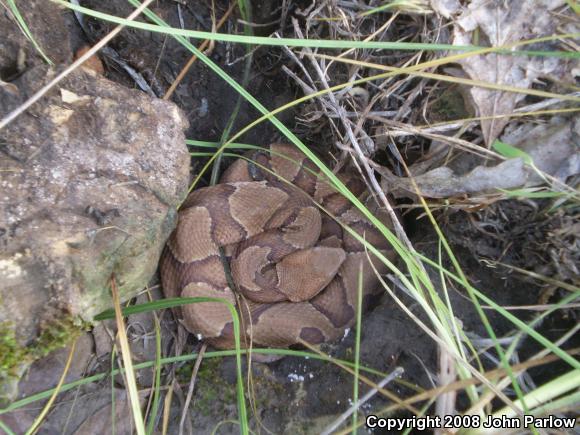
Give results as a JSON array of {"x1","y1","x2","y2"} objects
[
  {"x1": 32, "y1": 314, "x2": 88, "y2": 360},
  {"x1": 0, "y1": 314, "x2": 88, "y2": 383},
  {"x1": 0, "y1": 322, "x2": 30, "y2": 378},
  {"x1": 190, "y1": 358, "x2": 237, "y2": 416}
]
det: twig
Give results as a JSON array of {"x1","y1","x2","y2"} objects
[
  {"x1": 295, "y1": 23, "x2": 413, "y2": 249},
  {"x1": 70, "y1": 0, "x2": 157, "y2": 96},
  {"x1": 163, "y1": 2, "x2": 236, "y2": 100},
  {"x1": 320, "y1": 367, "x2": 404, "y2": 435},
  {"x1": 178, "y1": 343, "x2": 208, "y2": 435}
]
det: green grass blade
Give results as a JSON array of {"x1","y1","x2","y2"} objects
[
  {"x1": 360, "y1": 0, "x2": 431, "y2": 16},
  {"x1": 492, "y1": 369, "x2": 580, "y2": 418},
  {"x1": 47, "y1": 0, "x2": 580, "y2": 421},
  {"x1": 95, "y1": 296, "x2": 248, "y2": 435},
  {"x1": 499, "y1": 188, "x2": 568, "y2": 199},
  {"x1": 185, "y1": 139, "x2": 259, "y2": 150},
  {"x1": 145, "y1": 313, "x2": 162, "y2": 435},
  {"x1": 0, "y1": 420, "x2": 16, "y2": 435},
  {"x1": 0, "y1": 349, "x2": 391, "y2": 415},
  {"x1": 492, "y1": 140, "x2": 533, "y2": 164},
  {"x1": 5, "y1": 0, "x2": 53, "y2": 65},
  {"x1": 52, "y1": 0, "x2": 579, "y2": 58}
]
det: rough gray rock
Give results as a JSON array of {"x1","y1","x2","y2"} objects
[{"x1": 0, "y1": 64, "x2": 190, "y2": 398}]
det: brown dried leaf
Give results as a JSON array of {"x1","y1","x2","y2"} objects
[
  {"x1": 429, "y1": 0, "x2": 461, "y2": 18},
  {"x1": 452, "y1": 0, "x2": 571, "y2": 145},
  {"x1": 382, "y1": 158, "x2": 527, "y2": 198},
  {"x1": 380, "y1": 117, "x2": 579, "y2": 198},
  {"x1": 500, "y1": 116, "x2": 580, "y2": 184}
]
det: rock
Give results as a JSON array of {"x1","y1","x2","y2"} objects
[
  {"x1": 0, "y1": 64, "x2": 190, "y2": 401},
  {"x1": 18, "y1": 333, "x2": 95, "y2": 399},
  {"x1": 0, "y1": 387, "x2": 146, "y2": 435}
]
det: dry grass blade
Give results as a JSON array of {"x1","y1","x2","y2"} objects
[
  {"x1": 162, "y1": 380, "x2": 176, "y2": 435},
  {"x1": 285, "y1": 22, "x2": 413, "y2": 253},
  {"x1": 313, "y1": 53, "x2": 580, "y2": 102},
  {"x1": 25, "y1": 339, "x2": 77, "y2": 435},
  {"x1": 335, "y1": 347, "x2": 580, "y2": 435},
  {"x1": 370, "y1": 264, "x2": 520, "y2": 413},
  {"x1": 298, "y1": 339, "x2": 421, "y2": 415},
  {"x1": 111, "y1": 274, "x2": 146, "y2": 435}
]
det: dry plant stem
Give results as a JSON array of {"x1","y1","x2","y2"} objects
[
  {"x1": 383, "y1": 107, "x2": 580, "y2": 138},
  {"x1": 377, "y1": 118, "x2": 580, "y2": 198},
  {"x1": 374, "y1": 120, "x2": 502, "y2": 160},
  {"x1": 163, "y1": 1, "x2": 235, "y2": 100},
  {"x1": 69, "y1": 0, "x2": 156, "y2": 96},
  {"x1": 464, "y1": 323, "x2": 580, "y2": 417},
  {"x1": 162, "y1": 380, "x2": 175, "y2": 435},
  {"x1": 351, "y1": 53, "x2": 424, "y2": 155},
  {"x1": 385, "y1": 347, "x2": 580, "y2": 417},
  {"x1": 294, "y1": 25, "x2": 417, "y2": 259},
  {"x1": 142, "y1": 290, "x2": 163, "y2": 425},
  {"x1": 26, "y1": 339, "x2": 78, "y2": 435},
  {"x1": 329, "y1": 11, "x2": 398, "y2": 68},
  {"x1": 493, "y1": 262, "x2": 579, "y2": 294},
  {"x1": 282, "y1": 27, "x2": 344, "y2": 140},
  {"x1": 414, "y1": 98, "x2": 580, "y2": 135},
  {"x1": 320, "y1": 367, "x2": 404, "y2": 435},
  {"x1": 380, "y1": 275, "x2": 519, "y2": 414},
  {"x1": 289, "y1": 23, "x2": 457, "y2": 416},
  {"x1": 484, "y1": 302, "x2": 580, "y2": 311},
  {"x1": 111, "y1": 275, "x2": 146, "y2": 434},
  {"x1": 178, "y1": 343, "x2": 208, "y2": 435},
  {"x1": 61, "y1": 352, "x2": 94, "y2": 434},
  {"x1": 298, "y1": 338, "x2": 422, "y2": 415},
  {"x1": 281, "y1": 65, "x2": 314, "y2": 94},
  {"x1": 207, "y1": 0, "x2": 217, "y2": 55},
  {"x1": 0, "y1": 0, "x2": 155, "y2": 131},
  {"x1": 435, "y1": 349, "x2": 457, "y2": 434},
  {"x1": 279, "y1": 39, "x2": 316, "y2": 89}
]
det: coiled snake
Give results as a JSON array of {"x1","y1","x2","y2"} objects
[{"x1": 160, "y1": 144, "x2": 394, "y2": 349}]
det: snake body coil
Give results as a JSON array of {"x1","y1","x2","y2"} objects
[{"x1": 160, "y1": 144, "x2": 394, "y2": 348}]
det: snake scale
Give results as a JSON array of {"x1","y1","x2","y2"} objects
[{"x1": 160, "y1": 144, "x2": 395, "y2": 349}]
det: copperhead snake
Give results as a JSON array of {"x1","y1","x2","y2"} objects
[{"x1": 160, "y1": 144, "x2": 395, "y2": 349}]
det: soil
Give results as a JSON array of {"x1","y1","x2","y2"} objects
[{"x1": 1, "y1": 0, "x2": 577, "y2": 434}]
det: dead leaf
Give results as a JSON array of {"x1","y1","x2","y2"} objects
[
  {"x1": 380, "y1": 116, "x2": 578, "y2": 198},
  {"x1": 381, "y1": 158, "x2": 527, "y2": 198},
  {"x1": 74, "y1": 45, "x2": 105, "y2": 76},
  {"x1": 452, "y1": 0, "x2": 572, "y2": 145},
  {"x1": 429, "y1": 0, "x2": 461, "y2": 18},
  {"x1": 500, "y1": 116, "x2": 580, "y2": 184}
]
